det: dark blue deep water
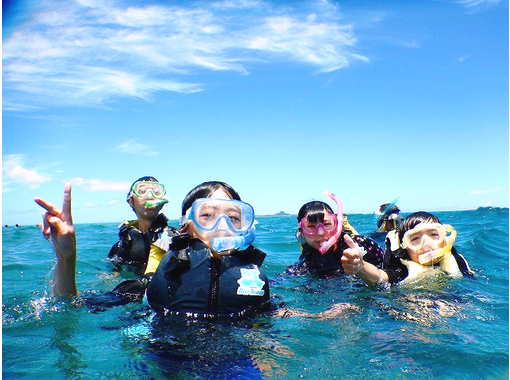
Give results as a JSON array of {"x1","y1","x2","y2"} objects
[{"x1": 2, "y1": 208, "x2": 509, "y2": 379}]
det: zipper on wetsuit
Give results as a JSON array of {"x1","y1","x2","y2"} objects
[{"x1": 208, "y1": 256, "x2": 221, "y2": 318}]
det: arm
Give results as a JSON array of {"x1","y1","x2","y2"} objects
[
  {"x1": 341, "y1": 234, "x2": 389, "y2": 286},
  {"x1": 34, "y1": 182, "x2": 78, "y2": 297}
]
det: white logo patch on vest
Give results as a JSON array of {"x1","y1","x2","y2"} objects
[{"x1": 237, "y1": 268, "x2": 265, "y2": 296}]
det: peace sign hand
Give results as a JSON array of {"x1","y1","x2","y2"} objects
[{"x1": 34, "y1": 182, "x2": 76, "y2": 261}]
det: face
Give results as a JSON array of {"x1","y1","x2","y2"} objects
[
  {"x1": 186, "y1": 188, "x2": 233, "y2": 250},
  {"x1": 404, "y1": 223, "x2": 447, "y2": 264},
  {"x1": 129, "y1": 194, "x2": 163, "y2": 220},
  {"x1": 300, "y1": 212, "x2": 338, "y2": 251}
]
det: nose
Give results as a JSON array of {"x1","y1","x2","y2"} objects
[
  {"x1": 316, "y1": 224, "x2": 326, "y2": 236},
  {"x1": 215, "y1": 216, "x2": 229, "y2": 232}
]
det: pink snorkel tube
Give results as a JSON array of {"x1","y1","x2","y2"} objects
[{"x1": 318, "y1": 190, "x2": 344, "y2": 254}]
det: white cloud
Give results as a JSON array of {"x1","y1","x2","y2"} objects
[
  {"x1": 113, "y1": 139, "x2": 160, "y2": 156},
  {"x1": 3, "y1": 0, "x2": 369, "y2": 107},
  {"x1": 455, "y1": 0, "x2": 501, "y2": 12},
  {"x1": 456, "y1": 55, "x2": 470, "y2": 63},
  {"x1": 69, "y1": 177, "x2": 131, "y2": 192},
  {"x1": 469, "y1": 189, "x2": 501, "y2": 194},
  {"x1": 2, "y1": 154, "x2": 52, "y2": 188}
]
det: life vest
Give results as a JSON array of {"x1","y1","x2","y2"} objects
[
  {"x1": 399, "y1": 250, "x2": 462, "y2": 283},
  {"x1": 146, "y1": 239, "x2": 270, "y2": 319},
  {"x1": 108, "y1": 213, "x2": 169, "y2": 267}
]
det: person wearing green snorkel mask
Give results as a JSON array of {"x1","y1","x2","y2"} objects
[
  {"x1": 342, "y1": 211, "x2": 474, "y2": 285},
  {"x1": 108, "y1": 176, "x2": 175, "y2": 272}
]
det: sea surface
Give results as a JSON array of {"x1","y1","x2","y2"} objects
[{"x1": 2, "y1": 208, "x2": 509, "y2": 379}]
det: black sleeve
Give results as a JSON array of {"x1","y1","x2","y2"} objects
[
  {"x1": 451, "y1": 247, "x2": 474, "y2": 277},
  {"x1": 112, "y1": 273, "x2": 153, "y2": 299},
  {"x1": 352, "y1": 235, "x2": 384, "y2": 268},
  {"x1": 381, "y1": 248, "x2": 408, "y2": 284}
]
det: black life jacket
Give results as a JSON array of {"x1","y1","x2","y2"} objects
[
  {"x1": 108, "y1": 213, "x2": 169, "y2": 267},
  {"x1": 146, "y1": 239, "x2": 270, "y2": 320}
]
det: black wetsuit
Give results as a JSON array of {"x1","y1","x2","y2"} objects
[
  {"x1": 287, "y1": 233, "x2": 384, "y2": 276},
  {"x1": 146, "y1": 239, "x2": 270, "y2": 320},
  {"x1": 108, "y1": 213, "x2": 169, "y2": 268}
]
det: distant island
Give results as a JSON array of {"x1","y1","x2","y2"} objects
[{"x1": 257, "y1": 211, "x2": 295, "y2": 217}]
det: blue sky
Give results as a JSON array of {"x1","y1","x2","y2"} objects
[{"x1": 2, "y1": 0, "x2": 508, "y2": 226}]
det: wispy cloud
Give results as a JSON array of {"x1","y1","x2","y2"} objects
[
  {"x1": 113, "y1": 139, "x2": 160, "y2": 156},
  {"x1": 2, "y1": 154, "x2": 52, "y2": 189},
  {"x1": 455, "y1": 0, "x2": 501, "y2": 12},
  {"x1": 469, "y1": 189, "x2": 501, "y2": 194},
  {"x1": 69, "y1": 177, "x2": 131, "y2": 192},
  {"x1": 3, "y1": 0, "x2": 369, "y2": 108},
  {"x1": 455, "y1": 55, "x2": 470, "y2": 63}
]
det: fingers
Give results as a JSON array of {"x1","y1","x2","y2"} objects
[
  {"x1": 342, "y1": 235, "x2": 363, "y2": 275},
  {"x1": 34, "y1": 196, "x2": 60, "y2": 216},
  {"x1": 61, "y1": 182, "x2": 73, "y2": 224},
  {"x1": 343, "y1": 234, "x2": 358, "y2": 249}
]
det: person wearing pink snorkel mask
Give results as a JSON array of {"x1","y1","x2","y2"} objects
[
  {"x1": 108, "y1": 176, "x2": 177, "y2": 273},
  {"x1": 289, "y1": 191, "x2": 384, "y2": 277}
]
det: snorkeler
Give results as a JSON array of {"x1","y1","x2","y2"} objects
[
  {"x1": 374, "y1": 198, "x2": 402, "y2": 233},
  {"x1": 288, "y1": 191, "x2": 384, "y2": 277},
  {"x1": 145, "y1": 181, "x2": 270, "y2": 319},
  {"x1": 108, "y1": 176, "x2": 175, "y2": 271},
  {"x1": 342, "y1": 211, "x2": 474, "y2": 285},
  {"x1": 35, "y1": 181, "x2": 270, "y2": 319}
]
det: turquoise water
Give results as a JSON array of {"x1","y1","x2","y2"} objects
[{"x1": 2, "y1": 208, "x2": 509, "y2": 379}]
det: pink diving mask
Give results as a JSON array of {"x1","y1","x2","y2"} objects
[{"x1": 300, "y1": 191, "x2": 344, "y2": 254}]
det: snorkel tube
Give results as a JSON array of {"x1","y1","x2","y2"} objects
[
  {"x1": 417, "y1": 225, "x2": 457, "y2": 265},
  {"x1": 318, "y1": 191, "x2": 344, "y2": 255},
  {"x1": 211, "y1": 225, "x2": 256, "y2": 255},
  {"x1": 144, "y1": 198, "x2": 169, "y2": 209},
  {"x1": 375, "y1": 197, "x2": 399, "y2": 225}
]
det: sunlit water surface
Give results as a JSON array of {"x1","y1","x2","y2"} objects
[{"x1": 3, "y1": 208, "x2": 508, "y2": 379}]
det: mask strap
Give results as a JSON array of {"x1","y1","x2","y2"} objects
[{"x1": 318, "y1": 191, "x2": 344, "y2": 254}]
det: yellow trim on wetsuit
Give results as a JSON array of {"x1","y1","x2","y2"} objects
[
  {"x1": 343, "y1": 215, "x2": 359, "y2": 236},
  {"x1": 144, "y1": 244, "x2": 165, "y2": 274}
]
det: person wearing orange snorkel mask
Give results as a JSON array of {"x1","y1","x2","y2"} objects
[
  {"x1": 288, "y1": 191, "x2": 384, "y2": 277},
  {"x1": 108, "y1": 176, "x2": 176, "y2": 272},
  {"x1": 342, "y1": 211, "x2": 474, "y2": 285}
]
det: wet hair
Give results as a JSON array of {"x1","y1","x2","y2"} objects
[
  {"x1": 181, "y1": 181, "x2": 241, "y2": 216},
  {"x1": 397, "y1": 211, "x2": 441, "y2": 243},
  {"x1": 297, "y1": 201, "x2": 334, "y2": 225}
]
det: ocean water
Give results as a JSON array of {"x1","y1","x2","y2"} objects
[{"x1": 2, "y1": 208, "x2": 509, "y2": 379}]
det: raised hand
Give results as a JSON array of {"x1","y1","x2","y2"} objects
[
  {"x1": 340, "y1": 234, "x2": 364, "y2": 275},
  {"x1": 34, "y1": 182, "x2": 78, "y2": 297}
]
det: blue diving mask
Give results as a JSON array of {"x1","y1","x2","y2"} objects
[
  {"x1": 180, "y1": 198, "x2": 256, "y2": 254},
  {"x1": 181, "y1": 198, "x2": 255, "y2": 234}
]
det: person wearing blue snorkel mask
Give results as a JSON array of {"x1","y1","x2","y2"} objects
[
  {"x1": 108, "y1": 176, "x2": 175, "y2": 272},
  {"x1": 34, "y1": 181, "x2": 269, "y2": 320},
  {"x1": 145, "y1": 181, "x2": 270, "y2": 320}
]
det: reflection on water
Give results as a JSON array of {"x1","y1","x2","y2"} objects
[{"x1": 2, "y1": 209, "x2": 509, "y2": 379}]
